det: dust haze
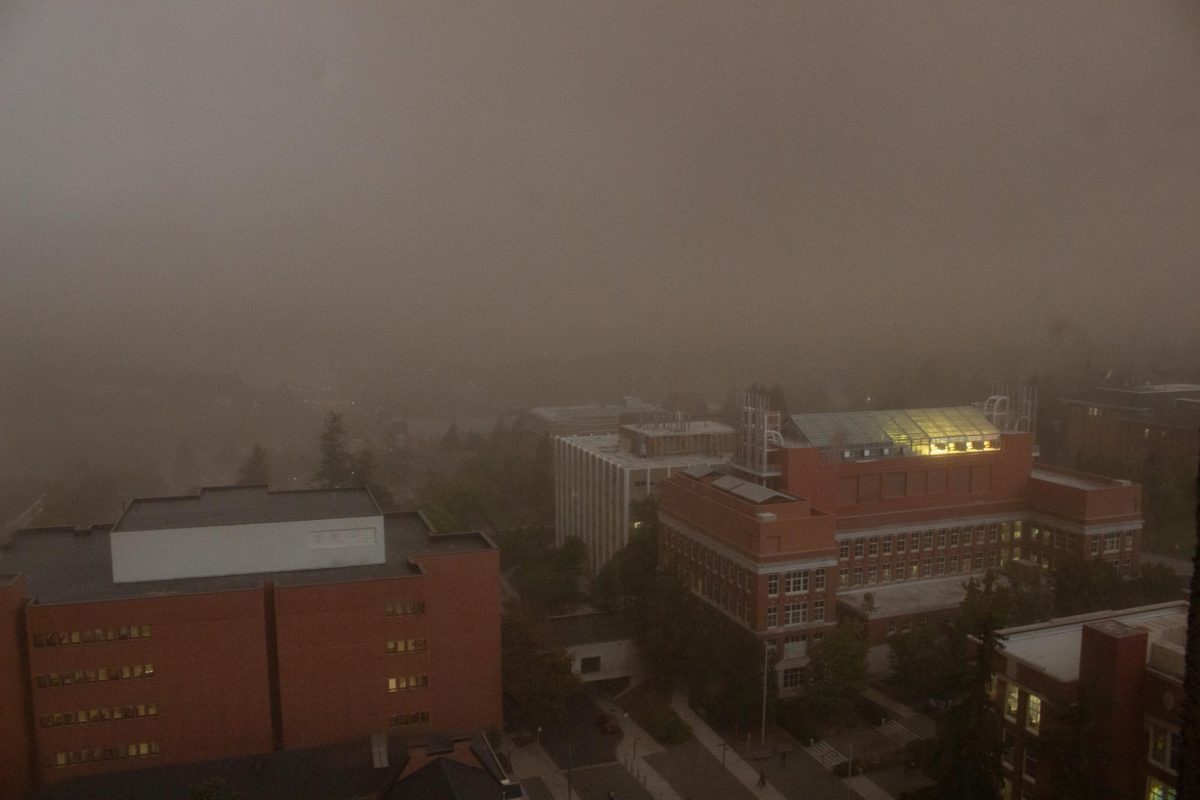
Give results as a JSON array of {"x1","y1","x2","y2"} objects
[{"x1": 2, "y1": 2, "x2": 1199, "y2": 488}]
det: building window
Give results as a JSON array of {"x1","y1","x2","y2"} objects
[
  {"x1": 886, "y1": 622, "x2": 896, "y2": 637},
  {"x1": 1104, "y1": 533, "x2": 1120, "y2": 553},
  {"x1": 386, "y1": 601, "x2": 426, "y2": 616},
  {"x1": 975, "y1": 552, "x2": 984, "y2": 570},
  {"x1": 783, "y1": 635, "x2": 805, "y2": 658},
  {"x1": 1149, "y1": 723, "x2": 1180, "y2": 773},
  {"x1": 767, "y1": 608, "x2": 778, "y2": 629},
  {"x1": 838, "y1": 568, "x2": 848, "y2": 587},
  {"x1": 909, "y1": 560, "x2": 919, "y2": 579},
  {"x1": 1026, "y1": 694, "x2": 1041, "y2": 734},
  {"x1": 814, "y1": 569, "x2": 826, "y2": 590},
  {"x1": 580, "y1": 656, "x2": 601, "y2": 674},
  {"x1": 767, "y1": 574, "x2": 779, "y2": 597},
  {"x1": 949, "y1": 555, "x2": 958, "y2": 573},
  {"x1": 1023, "y1": 748, "x2": 1037, "y2": 782},
  {"x1": 867, "y1": 566, "x2": 877, "y2": 584},
  {"x1": 388, "y1": 638, "x2": 428, "y2": 655},
  {"x1": 781, "y1": 668, "x2": 802, "y2": 689},
  {"x1": 882, "y1": 535, "x2": 892, "y2": 554},
  {"x1": 390, "y1": 711, "x2": 429, "y2": 727},
  {"x1": 813, "y1": 599, "x2": 824, "y2": 621},
  {"x1": 1147, "y1": 777, "x2": 1177, "y2": 800},
  {"x1": 784, "y1": 603, "x2": 807, "y2": 625},
  {"x1": 921, "y1": 558, "x2": 931, "y2": 577},
  {"x1": 923, "y1": 532, "x2": 933, "y2": 550},
  {"x1": 1001, "y1": 730, "x2": 1015, "y2": 766},
  {"x1": 854, "y1": 540, "x2": 864, "y2": 557},
  {"x1": 785, "y1": 571, "x2": 809, "y2": 594},
  {"x1": 1090, "y1": 537, "x2": 1100, "y2": 555},
  {"x1": 936, "y1": 530, "x2": 946, "y2": 547},
  {"x1": 1005, "y1": 685, "x2": 1019, "y2": 720},
  {"x1": 949, "y1": 529, "x2": 959, "y2": 547},
  {"x1": 1125, "y1": 532, "x2": 1135, "y2": 551},
  {"x1": 896, "y1": 535, "x2": 906, "y2": 553},
  {"x1": 935, "y1": 557, "x2": 945, "y2": 575},
  {"x1": 852, "y1": 567, "x2": 863, "y2": 586},
  {"x1": 881, "y1": 564, "x2": 892, "y2": 582},
  {"x1": 1002, "y1": 777, "x2": 1013, "y2": 800},
  {"x1": 839, "y1": 542, "x2": 849, "y2": 560},
  {"x1": 868, "y1": 539, "x2": 878, "y2": 556}
]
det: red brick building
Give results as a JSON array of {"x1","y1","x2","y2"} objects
[
  {"x1": 992, "y1": 601, "x2": 1186, "y2": 800},
  {"x1": 1058, "y1": 383, "x2": 1200, "y2": 471},
  {"x1": 658, "y1": 406, "x2": 1145, "y2": 689},
  {"x1": 0, "y1": 486, "x2": 501, "y2": 799}
]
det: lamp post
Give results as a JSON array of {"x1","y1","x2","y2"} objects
[{"x1": 761, "y1": 640, "x2": 770, "y2": 746}]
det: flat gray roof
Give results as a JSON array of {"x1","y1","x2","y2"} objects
[
  {"x1": 547, "y1": 612, "x2": 636, "y2": 646},
  {"x1": 113, "y1": 485, "x2": 380, "y2": 532},
  {"x1": 1030, "y1": 468, "x2": 1114, "y2": 491},
  {"x1": 838, "y1": 574, "x2": 975, "y2": 619},
  {"x1": 998, "y1": 603, "x2": 1188, "y2": 682},
  {"x1": 0, "y1": 513, "x2": 492, "y2": 604}
]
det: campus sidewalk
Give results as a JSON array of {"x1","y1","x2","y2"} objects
[{"x1": 669, "y1": 689, "x2": 788, "y2": 800}]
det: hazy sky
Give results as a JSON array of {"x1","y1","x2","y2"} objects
[{"x1": 2, "y1": 2, "x2": 1199, "y2": 382}]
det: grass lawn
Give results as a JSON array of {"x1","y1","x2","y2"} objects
[{"x1": 615, "y1": 682, "x2": 692, "y2": 746}]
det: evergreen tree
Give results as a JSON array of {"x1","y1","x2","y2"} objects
[
  {"x1": 235, "y1": 444, "x2": 269, "y2": 486},
  {"x1": 501, "y1": 602, "x2": 580, "y2": 729},
  {"x1": 440, "y1": 421, "x2": 460, "y2": 451},
  {"x1": 315, "y1": 412, "x2": 351, "y2": 488},
  {"x1": 927, "y1": 616, "x2": 1004, "y2": 800}
]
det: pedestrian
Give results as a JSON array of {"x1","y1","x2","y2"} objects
[{"x1": 757, "y1": 769, "x2": 766, "y2": 788}]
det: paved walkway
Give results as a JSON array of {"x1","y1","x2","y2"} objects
[
  {"x1": 670, "y1": 689, "x2": 788, "y2": 800},
  {"x1": 595, "y1": 695, "x2": 685, "y2": 800}
]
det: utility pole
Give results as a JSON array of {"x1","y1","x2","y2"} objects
[
  {"x1": 761, "y1": 640, "x2": 770, "y2": 746},
  {"x1": 566, "y1": 743, "x2": 573, "y2": 800}
]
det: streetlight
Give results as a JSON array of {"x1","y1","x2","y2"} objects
[{"x1": 761, "y1": 640, "x2": 770, "y2": 746}]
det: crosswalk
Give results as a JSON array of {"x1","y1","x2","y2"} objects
[
  {"x1": 804, "y1": 740, "x2": 848, "y2": 770},
  {"x1": 880, "y1": 719, "x2": 919, "y2": 746}
]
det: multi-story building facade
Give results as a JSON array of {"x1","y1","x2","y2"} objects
[
  {"x1": 657, "y1": 406, "x2": 1146, "y2": 676},
  {"x1": 1058, "y1": 383, "x2": 1200, "y2": 471},
  {"x1": 991, "y1": 601, "x2": 1187, "y2": 800},
  {"x1": 658, "y1": 468, "x2": 838, "y2": 692},
  {"x1": 554, "y1": 419, "x2": 734, "y2": 570},
  {"x1": 0, "y1": 485, "x2": 501, "y2": 799}
]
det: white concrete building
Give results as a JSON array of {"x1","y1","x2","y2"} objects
[{"x1": 554, "y1": 420, "x2": 734, "y2": 570}]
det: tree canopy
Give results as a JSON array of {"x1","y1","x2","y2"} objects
[
  {"x1": 235, "y1": 444, "x2": 269, "y2": 486},
  {"x1": 501, "y1": 602, "x2": 580, "y2": 730}
]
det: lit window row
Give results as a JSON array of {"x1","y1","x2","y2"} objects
[
  {"x1": 385, "y1": 601, "x2": 425, "y2": 617},
  {"x1": 390, "y1": 711, "x2": 429, "y2": 727},
  {"x1": 36, "y1": 664, "x2": 155, "y2": 688},
  {"x1": 839, "y1": 523, "x2": 1019, "y2": 561},
  {"x1": 32, "y1": 625, "x2": 151, "y2": 647},
  {"x1": 55, "y1": 741, "x2": 158, "y2": 767},
  {"x1": 387, "y1": 638, "x2": 427, "y2": 655},
  {"x1": 387, "y1": 675, "x2": 429, "y2": 692},
  {"x1": 40, "y1": 703, "x2": 158, "y2": 727}
]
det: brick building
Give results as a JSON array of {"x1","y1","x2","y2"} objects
[
  {"x1": 0, "y1": 486, "x2": 501, "y2": 798},
  {"x1": 657, "y1": 405, "x2": 1146, "y2": 689},
  {"x1": 1058, "y1": 383, "x2": 1200, "y2": 471},
  {"x1": 991, "y1": 601, "x2": 1186, "y2": 800}
]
